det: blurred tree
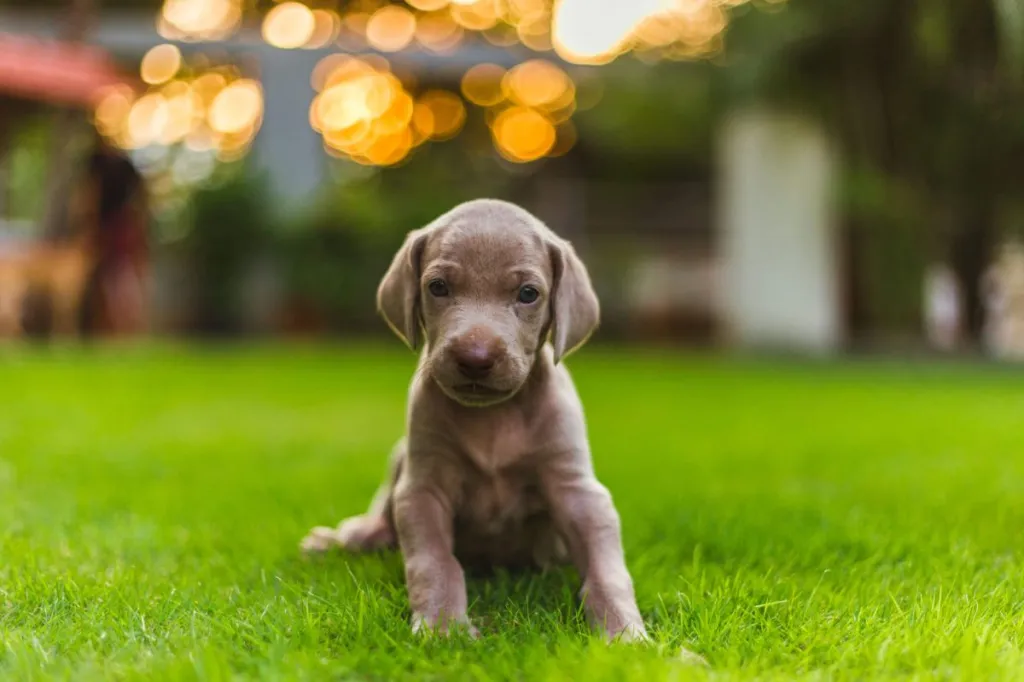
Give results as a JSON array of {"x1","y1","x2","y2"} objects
[
  {"x1": 181, "y1": 169, "x2": 273, "y2": 335},
  {"x1": 278, "y1": 143, "x2": 510, "y2": 334},
  {"x1": 720, "y1": 0, "x2": 1024, "y2": 343}
]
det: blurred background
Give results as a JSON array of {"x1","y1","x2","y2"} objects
[{"x1": 1, "y1": 0, "x2": 1023, "y2": 358}]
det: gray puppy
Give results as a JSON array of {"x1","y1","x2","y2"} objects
[{"x1": 303, "y1": 198, "x2": 648, "y2": 642}]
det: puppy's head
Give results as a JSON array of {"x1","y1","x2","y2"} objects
[{"x1": 377, "y1": 199, "x2": 599, "y2": 406}]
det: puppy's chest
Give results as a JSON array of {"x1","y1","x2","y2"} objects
[
  {"x1": 454, "y1": 409, "x2": 534, "y2": 473},
  {"x1": 452, "y1": 416, "x2": 545, "y2": 534},
  {"x1": 456, "y1": 469, "x2": 546, "y2": 536}
]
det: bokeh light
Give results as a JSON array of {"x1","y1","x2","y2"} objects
[
  {"x1": 143, "y1": 0, "x2": 767, "y2": 169},
  {"x1": 100, "y1": 46, "x2": 265, "y2": 162},
  {"x1": 127, "y1": 93, "x2": 170, "y2": 149},
  {"x1": 311, "y1": 56, "x2": 431, "y2": 166},
  {"x1": 514, "y1": 0, "x2": 554, "y2": 52},
  {"x1": 406, "y1": 0, "x2": 450, "y2": 10},
  {"x1": 450, "y1": 0, "x2": 500, "y2": 31},
  {"x1": 552, "y1": 0, "x2": 654, "y2": 64},
  {"x1": 416, "y1": 90, "x2": 467, "y2": 141},
  {"x1": 411, "y1": 100, "x2": 436, "y2": 141},
  {"x1": 209, "y1": 79, "x2": 264, "y2": 135},
  {"x1": 160, "y1": 0, "x2": 241, "y2": 41},
  {"x1": 262, "y1": 2, "x2": 317, "y2": 50},
  {"x1": 192, "y1": 72, "x2": 228, "y2": 106},
  {"x1": 94, "y1": 86, "x2": 136, "y2": 139},
  {"x1": 311, "y1": 54, "x2": 351, "y2": 92},
  {"x1": 306, "y1": 10, "x2": 342, "y2": 49},
  {"x1": 504, "y1": 59, "x2": 573, "y2": 109},
  {"x1": 158, "y1": 80, "x2": 199, "y2": 145},
  {"x1": 457, "y1": 57, "x2": 577, "y2": 162},
  {"x1": 140, "y1": 44, "x2": 183, "y2": 86},
  {"x1": 415, "y1": 12, "x2": 463, "y2": 53},
  {"x1": 160, "y1": 0, "x2": 764, "y2": 66},
  {"x1": 491, "y1": 105, "x2": 556, "y2": 162},
  {"x1": 552, "y1": 0, "x2": 744, "y2": 64},
  {"x1": 366, "y1": 5, "x2": 418, "y2": 52},
  {"x1": 461, "y1": 63, "x2": 506, "y2": 107}
]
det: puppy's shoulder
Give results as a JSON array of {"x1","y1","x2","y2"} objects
[{"x1": 523, "y1": 346, "x2": 586, "y2": 433}]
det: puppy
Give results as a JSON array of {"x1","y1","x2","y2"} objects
[{"x1": 303, "y1": 199, "x2": 649, "y2": 642}]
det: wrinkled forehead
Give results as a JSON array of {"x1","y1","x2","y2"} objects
[{"x1": 422, "y1": 218, "x2": 550, "y2": 284}]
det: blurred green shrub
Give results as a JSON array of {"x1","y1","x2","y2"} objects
[
  {"x1": 276, "y1": 154, "x2": 491, "y2": 333},
  {"x1": 276, "y1": 207, "x2": 401, "y2": 334},
  {"x1": 179, "y1": 169, "x2": 273, "y2": 335},
  {"x1": 277, "y1": 147, "x2": 506, "y2": 334},
  {"x1": 172, "y1": 145, "x2": 509, "y2": 336},
  {"x1": 5, "y1": 117, "x2": 51, "y2": 225}
]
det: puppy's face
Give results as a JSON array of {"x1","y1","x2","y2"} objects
[
  {"x1": 378, "y1": 200, "x2": 599, "y2": 407},
  {"x1": 418, "y1": 219, "x2": 552, "y2": 405}
]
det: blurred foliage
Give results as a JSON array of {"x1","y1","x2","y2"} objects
[
  {"x1": 715, "y1": 0, "x2": 1024, "y2": 335},
  {"x1": 527, "y1": 0, "x2": 1024, "y2": 337},
  {"x1": 3, "y1": 115, "x2": 51, "y2": 223},
  {"x1": 574, "y1": 64, "x2": 714, "y2": 164},
  {"x1": 87, "y1": 0, "x2": 1023, "y2": 339},
  {"x1": 719, "y1": 0, "x2": 1022, "y2": 209},
  {"x1": 170, "y1": 141, "x2": 525, "y2": 334},
  {"x1": 179, "y1": 168, "x2": 273, "y2": 335},
  {"x1": 277, "y1": 144, "x2": 511, "y2": 333}
]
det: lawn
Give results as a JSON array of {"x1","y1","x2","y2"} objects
[{"x1": 2, "y1": 346, "x2": 1024, "y2": 681}]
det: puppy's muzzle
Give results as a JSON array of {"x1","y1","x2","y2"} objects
[{"x1": 448, "y1": 328, "x2": 506, "y2": 381}]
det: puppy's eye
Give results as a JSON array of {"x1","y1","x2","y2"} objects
[
  {"x1": 517, "y1": 285, "x2": 540, "y2": 304},
  {"x1": 427, "y1": 279, "x2": 449, "y2": 297}
]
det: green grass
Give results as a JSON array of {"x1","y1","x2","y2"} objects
[{"x1": 2, "y1": 346, "x2": 1024, "y2": 681}]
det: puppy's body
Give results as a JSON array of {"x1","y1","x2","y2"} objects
[
  {"x1": 406, "y1": 345, "x2": 577, "y2": 572},
  {"x1": 303, "y1": 199, "x2": 648, "y2": 642}
]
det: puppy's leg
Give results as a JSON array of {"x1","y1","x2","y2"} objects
[
  {"x1": 542, "y1": 474, "x2": 647, "y2": 642},
  {"x1": 393, "y1": 478, "x2": 476, "y2": 637},
  {"x1": 301, "y1": 438, "x2": 404, "y2": 554},
  {"x1": 543, "y1": 471, "x2": 708, "y2": 663}
]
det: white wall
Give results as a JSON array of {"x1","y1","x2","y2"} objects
[{"x1": 718, "y1": 108, "x2": 842, "y2": 353}]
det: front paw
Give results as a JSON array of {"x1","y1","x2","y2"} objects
[
  {"x1": 411, "y1": 612, "x2": 480, "y2": 639},
  {"x1": 610, "y1": 623, "x2": 649, "y2": 644},
  {"x1": 613, "y1": 628, "x2": 708, "y2": 667}
]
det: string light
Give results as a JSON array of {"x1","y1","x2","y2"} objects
[
  {"x1": 262, "y1": 2, "x2": 317, "y2": 49},
  {"x1": 140, "y1": 44, "x2": 182, "y2": 85},
  {"x1": 141, "y1": 0, "x2": 778, "y2": 167}
]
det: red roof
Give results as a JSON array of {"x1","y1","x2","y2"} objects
[{"x1": 0, "y1": 32, "x2": 136, "y2": 108}]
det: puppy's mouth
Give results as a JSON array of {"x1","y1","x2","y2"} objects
[
  {"x1": 453, "y1": 382, "x2": 511, "y2": 401},
  {"x1": 427, "y1": 356, "x2": 529, "y2": 407}
]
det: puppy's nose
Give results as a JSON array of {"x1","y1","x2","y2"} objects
[{"x1": 451, "y1": 335, "x2": 503, "y2": 380}]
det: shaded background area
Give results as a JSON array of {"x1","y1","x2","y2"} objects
[{"x1": 1, "y1": 0, "x2": 1023, "y2": 357}]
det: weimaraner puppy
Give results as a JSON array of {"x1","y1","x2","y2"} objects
[{"x1": 302, "y1": 198, "x2": 652, "y2": 643}]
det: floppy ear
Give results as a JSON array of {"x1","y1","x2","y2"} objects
[
  {"x1": 377, "y1": 228, "x2": 429, "y2": 350},
  {"x1": 548, "y1": 237, "x2": 600, "y2": 363}
]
